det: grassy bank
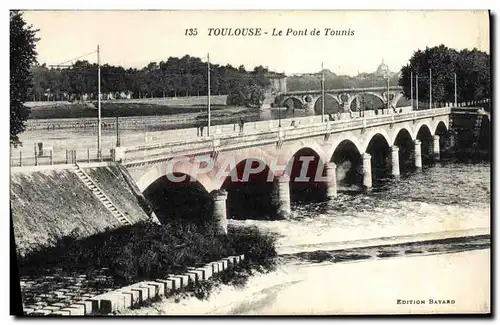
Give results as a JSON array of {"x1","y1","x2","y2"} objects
[
  {"x1": 17, "y1": 221, "x2": 277, "y2": 288},
  {"x1": 27, "y1": 102, "x2": 230, "y2": 120}
]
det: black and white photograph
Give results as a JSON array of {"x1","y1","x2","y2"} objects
[{"x1": 9, "y1": 8, "x2": 491, "y2": 316}]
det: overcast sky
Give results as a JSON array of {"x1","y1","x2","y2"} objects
[{"x1": 21, "y1": 10, "x2": 490, "y2": 76}]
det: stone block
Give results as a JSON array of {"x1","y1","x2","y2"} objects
[
  {"x1": 176, "y1": 275, "x2": 189, "y2": 288},
  {"x1": 225, "y1": 256, "x2": 236, "y2": 266},
  {"x1": 87, "y1": 295, "x2": 105, "y2": 314},
  {"x1": 197, "y1": 266, "x2": 213, "y2": 280},
  {"x1": 216, "y1": 261, "x2": 224, "y2": 272},
  {"x1": 51, "y1": 303, "x2": 68, "y2": 308},
  {"x1": 145, "y1": 281, "x2": 166, "y2": 297},
  {"x1": 73, "y1": 300, "x2": 94, "y2": 315},
  {"x1": 29, "y1": 309, "x2": 52, "y2": 316},
  {"x1": 166, "y1": 277, "x2": 181, "y2": 291},
  {"x1": 210, "y1": 262, "x2": 219, "y2": 274},
  {"x1": 98, "y1": 292, "x2": 126, "y2": 314},
  {"x1": 23, "y1": 308, "x2": 35, "y2": 315},
  {"x1": 120, "y1": 287, "x2": 140, "y2": 306},
  {"x1": 219, "y1": 259, "x2": 229, "y2": 270},
  {"x1": 138, "y1": 283, "x2": 157, "y2": 299},
  {"x1": 67, "y1": 304, "x2": 86, "y2": 316},
  {"x1": 130, "y1": 286, "x2": 149, "y2": 302},
  {"x1": 156, "y1": 278, "x2": 175, "y2": 293},
  {"x1": 239, "y1": 254, "x2": 245, "y2": 261},
  {"x1": 187, "y1": 269, "x2": 204, "y2": 282},
  {"x1": 41, "y1": 305, "x2": 61, "y2": 312},
  {"x1": 183, "y1": 272, "x2": 197, "y2": 285},
  {"x1": 51, "y1": 310, "x2": 71, "y2": 316}
]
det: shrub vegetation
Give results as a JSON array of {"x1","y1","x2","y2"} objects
[{"x1": 18, "y1": 220, "x2": 277, "y2": 287}]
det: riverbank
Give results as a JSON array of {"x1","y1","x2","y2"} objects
[
  {"x1": 17, "y1": 222, "x2": 278, "y2": 313},
  {"x1": 121, "y1": 247, "x2": 490, "y2": 315}
]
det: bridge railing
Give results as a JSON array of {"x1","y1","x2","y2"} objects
[
  {"x1": 10, "y1": 147, "x2": 113, "y2": 167},
  {"x1": 120, "y1": 106, "x2": 451, "y2": 164}
]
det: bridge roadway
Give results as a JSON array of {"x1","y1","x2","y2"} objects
[
  {"x1": 113, "y1": 106, "x2": 450, "y2": 234},
  {"x1": 10, "y1": 106, "x2": 409, "y2": 166}
]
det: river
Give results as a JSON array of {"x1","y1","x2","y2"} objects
[{"x1": 122, "y1": 160, "x2": 491, "y2": 315}]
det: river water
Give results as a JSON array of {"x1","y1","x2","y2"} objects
[
  {"x1": 231, "y1": 161, "x2": 490, "y2": 253},
  {"x1": 122, "y1": 160, "x2": 491, "y2": 315}
]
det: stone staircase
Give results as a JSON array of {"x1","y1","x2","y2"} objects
[{"x1": 75, "y1": 165, "x2": 132, "y2": 226}]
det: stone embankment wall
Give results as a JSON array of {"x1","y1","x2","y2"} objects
[{"x1": 11, "y1": 163, "x2": 152, "y2": 257}]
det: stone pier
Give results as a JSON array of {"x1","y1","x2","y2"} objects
[
  {"x1": 325, "y1": 162, "x2": 337, "y2": 199},
  {"x1": 433, "y1": 135, "x2": 441, "y2": 161},
  {"x1": 212, "y1": 190, "x2": 228, "y2": 235},
  {"x1": 362, "y1": 153, "x2": 372, "y2": 189},
  {"x1": 414, "y1": 139, "x2": 422, "y2": 169},
  {"x1": 275, "y1": 175, "x2": 291, "y2": 219},
  {"x1": 391, "y1": 146, "x2": 400, "y2": 178}
]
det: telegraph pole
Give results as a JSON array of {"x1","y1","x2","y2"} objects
[
  {"x1": 416, "y1": 74, "x2": 419, "y2": 110},
  {"x1": 321, "y1": 62, "x2": 325, "y2": 122},
  {"x1": 429, "y1": 68, "x2": 432, "y2": 109},
  {"x1": 454, "y1": 72, "x2": 457, "y2": 106},
  {"x1": 207, "y1": 53, "x2": 211, "y2": 137},
  {"x1": 410, "y1": 71, "x2": 413, "y2": 109},
  {"x1": 97, "y1": 45, "x2": 102, "y2": 159}
]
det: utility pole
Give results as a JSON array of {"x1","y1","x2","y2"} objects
[
  {"x1": 410, "y1": 71, "x2": 413, "y2": 109},
  {"x1": 416, "y1": 74, "x2": 419, "y2": 110},
  {"x1": 321, "y1": 62, "x2": 325, "y2": 122},
  {"x1": 429, "y1": 68, "x2": 432, "y2": 109},
  {"x1": 207, "y1": 53, "x2": 211, "y2": 137},
  {"x1": 97, "y1": 45, "x2": 102, "y2": 160},
  {"x1": 116, "y1": 116, "x2": 120, "y2": 147},
  {"x1": 454, "y1": 72, "x2": 457, "y2": 106},
  {"x1": 386, "y1": 72, "x2": 390, "y2": 112}
]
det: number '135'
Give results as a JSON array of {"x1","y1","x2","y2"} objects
[{"x1": 185, "y1": 28, "x2": 198, "y2": 36}]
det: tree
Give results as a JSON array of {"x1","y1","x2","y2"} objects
[
  {"x1": 10, "y1": 10, "x2": 38, "y2": 146},
  {"x1": 399, "y1": 45, "x2": 490, "y2": 105}
]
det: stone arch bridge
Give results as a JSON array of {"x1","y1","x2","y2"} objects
[
  {"x1": 115, "y1": 107, "x2": 450, "y2": 234},
  {"x1": 276, "y1": 86, "x2": 404, "y2": 113}
]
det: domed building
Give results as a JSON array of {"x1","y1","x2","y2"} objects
[{"x1": 375, "y1": 59, "x2": 391, "y2": 77}]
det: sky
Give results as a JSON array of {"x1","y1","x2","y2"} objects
[{"x1": 21, "y1": 10, "x2": 490, "y2": 76}]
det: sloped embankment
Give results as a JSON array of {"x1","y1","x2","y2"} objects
[
  {"x1": 83, "y1": 165, "x2": 150, "y2": 224},
  {"x1": 11, "y1": 169, "x2": 122, "y2": 256}
]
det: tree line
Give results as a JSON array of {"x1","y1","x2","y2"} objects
[
  {"x1": 29, "y1": 55, "x2": 273, "y2": 105},
  {"x1": 286, "y1": 70, "x2": 401, "y2": 91}
]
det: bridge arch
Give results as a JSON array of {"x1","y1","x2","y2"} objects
[
  {"x1": 330, "y1": 138, "x2": 363, "y2": 187},
  {"x1": 286, "y1": 146, "x2": 329, "y2": 203},
  {"x1": 393, "y1": 127, "x2": 415, "y2": 172},
  {"x1": 415, "y1": 123, "x2": 434, "y2": 166},
  {"x1": 136, "y1": 158, "x2": 215, "y2": 194},
  {"x1": 142, "y1": 170, "x2": 214, "y2": 226},
  {"x1": 220, "y1": 156, "x2": 277, "y2": 220},
  {"x1": 364, "y1": 131, "x2": 392, "y2": 183},
  {"x1": 282, "y1": 96, "x2": 305, "y2": 109},
  {"x1": 210, "y1": 149, "x2": 277, "y2": 191},
  {"x1": 361, "y1": 128, "x2": 391, "y2": 153},
  {"x1": 313, "y1": 94, "x2": 342, "y2": 114},
  {"x1": 412, "y1": 120, "x2": 434, "y2": 139},
  {"x1": 391, "y1": 93, "x2": 405, "y2": 108},
  {"x1": 434, "y1": 120, "x2": 449, "y2": 135}
]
